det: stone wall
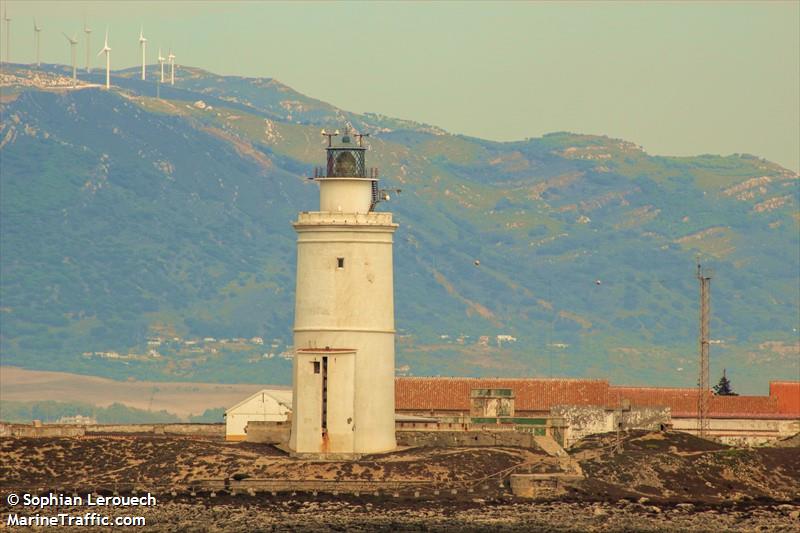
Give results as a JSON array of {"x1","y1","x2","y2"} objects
[
  {"x1": 671, "y1": 417, "x2": 800, "y2": 446},
  {"x1": 85, "y1": 424, "x2": 224, "y2": 436},
  {"x1": 550, "y1": 406, "x2": 606, "y2": 448},
  {"x1": 0, "y1": 422, "x2": 85, "y2": 438},
  {"x1": 396, "y1": 429, "x2": 539, "y2": 448},
  {"x1": 0, "y1": 422, "x2": 224, "y2": 438},
  {"x1": 551, "y1": 405, "x2": 670, "y2": 448},
  {"x1": 245, "y1": 421, "x2": 291, "y2": 445},
  {"x1": 510, "y1": 473, "x2": 584, "y2": 498}
]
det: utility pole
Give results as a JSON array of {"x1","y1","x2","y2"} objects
[{"x1": 696, "y1": 259, "x2": 713, "y2": 439}]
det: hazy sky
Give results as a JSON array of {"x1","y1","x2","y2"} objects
[{"x1": 3, "y1": 1, "x2": 799, "y2": 171}]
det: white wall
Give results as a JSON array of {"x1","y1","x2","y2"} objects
[
  {"x1": 552, "y1": 405, "x2": 671, "y2": 448},
  {"x1": 319, "y1": 178, "x2": 374, "y2": 213},
  {"x1": 290, "y1": 212, "x2": 397, "y2": 455},
  {"x1": 226, "y1": 390, "x2": 290, "y2": 441},
  {"x1": 672, "y1": 417, "x2": 800, "y2": 446},
  {"x1": 292, "y1": 350, "x2": 356, "y2": 453}
]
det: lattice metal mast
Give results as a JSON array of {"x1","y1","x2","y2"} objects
[{"x1": 696, "y1": 260, "x2": 712, "y2": 438}]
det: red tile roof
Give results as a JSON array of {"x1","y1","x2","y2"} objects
[
  {"x1": 769, "y1": 381, "x2": 800, "y2": 416},
  {"x1": 706, "y1": 395, "x2": 782, "y2": 419},
  {"x1": 609, "y1": 386, "x2": 696, "y2": 413},
  {"x1": 395, "y1": 378, "x2": 798, "y2": 419},
  {"x1": 609, "y1": 386, "x2": 782, "y2": 418},
  {"x1": 395, "y1": 377, "x2": 609, "y2": 412}
]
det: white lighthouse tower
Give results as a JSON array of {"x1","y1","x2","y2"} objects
[{"x1": 289, "y1": 128, "x2": 398, "y2": 456}]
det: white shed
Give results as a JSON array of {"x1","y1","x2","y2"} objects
[{"x1": 225, "y1": 389, "x2": 292, "y2": 441}]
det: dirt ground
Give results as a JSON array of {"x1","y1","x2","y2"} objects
[
  {"x1": 571, "y1": 430, "x2": 800, "y2": 504},
  {"x1": 0, "y1": 437, "x2": 540, "y2": 489},
  {"x1": 1, "y1": 430, "x2": 798, "y2": 531}
]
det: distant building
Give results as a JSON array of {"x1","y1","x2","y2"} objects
[
  {"x1": 56, "y1": 415, "x2": 97, "y2": 425},
  {"x1": 395, "y1": 377, "x2": 800, "y2": 446},
  {"x1": 396, "y1": 377, "x2": 608, "y2": 418},
  {"x1": 770, "y1": 381, "x2": 800, "y2": 415},
  {"x1": 225, "y1": 389, "x2": 292, "y2": 441},
  {"x1": 496, "y1": 334, "x2": 517, "y2": 347}
]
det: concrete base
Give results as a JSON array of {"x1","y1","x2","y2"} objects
[
  {"x1": 288, "y1": 451, "x2": 364, "y2": 461},
  {"x1": 0, "y1": 422, "x2": 224, "y2": 438},
  {"x1": 245, "y1": 421, "x2": 290, "y2": 445},
  {"x1": 510, "y1": 473, "x2": 584, "y2": 499},
  {"x1": 397, "y1": 429, "x2": 540, "y2": 449},
  {"x1": 282, "y1": 444, "x2": 409, "y2": 461}
]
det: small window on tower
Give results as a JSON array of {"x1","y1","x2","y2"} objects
[
  {"x1": 313, "y1": 361, "x2": 320, "y2": 374},
  {"x1": 337, "y1": 257, "x2": 345, "y2": 269}
]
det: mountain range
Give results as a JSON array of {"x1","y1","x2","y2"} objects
[{"x1": 1, "y1": 63, "x2": 797, "y2": 394}]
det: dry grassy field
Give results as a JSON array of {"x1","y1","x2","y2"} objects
[{"x1": 0, "y1": 366, "x2": 282, "y2": 418}]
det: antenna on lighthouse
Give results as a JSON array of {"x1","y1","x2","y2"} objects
[
  {"x1": 354, "y1": 133, "x2": 370, "y2": 147},
  {"x1": 321, "y1": 128, "x2": 339, "y2": 147}
]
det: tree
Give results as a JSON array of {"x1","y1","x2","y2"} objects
[{"x1": 713, "y1": 369, "x2": 738, "y2": 396}]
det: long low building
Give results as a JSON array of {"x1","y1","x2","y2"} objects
[
  {"x1": 226, "y1": 379, "x2": 798, "y2": 445},
  {"x1": 395, "y1": 378, "x2": 610, "y2": 418},
  {"x1": 395, "y1": 378, "x2": 800, "y2": 445}
]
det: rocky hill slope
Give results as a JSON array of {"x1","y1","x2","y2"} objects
[{"x1": 1, "y1": 64, "x2": 797, "y2": 391}]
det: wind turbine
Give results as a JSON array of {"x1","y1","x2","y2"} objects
[
  {"x1": 63, "y1": 32, "x2": 78, "y2": 88},
  {"x1": 97, "y1": 28, "x2": 111, "y2": 90},
  {"x1": 167, "y1": 49, "x2": 175, "y2": 85},
  {"x1": 3, "y1": 9, "x2": 11, "y2": 64},
  {"x1": 83, "y1": 19, "x2": 92, "y2": 73},
  {"x1": 33, "y1": 18, "x2": 42, "y2": 66},
  {"x1": 157, "y1": 47, "x2": 165, "y2": 83},
  {"x1": 138, "y1": 27, "x2": 147, "y2": 80}
]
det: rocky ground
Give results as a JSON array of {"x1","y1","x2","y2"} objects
[
  {"x1": 0, "y1": 436, "x2": 538, "y2": 488},
  {"x1": 570, "y1": 430, "x2": 800, "y2": 504},
  {"x1": 1, "y1": 430, "x2": 798, "y2": 531}
]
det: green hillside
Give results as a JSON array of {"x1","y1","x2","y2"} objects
[{"x1": 0, "y1": 65, "x2": 797, "y2": 393}]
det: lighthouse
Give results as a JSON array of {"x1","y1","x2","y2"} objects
[{"x1": 289, "y1": 128, "x2": 398, "y2": 456}]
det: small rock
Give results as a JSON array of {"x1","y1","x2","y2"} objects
[
  {"x1": 676, "y1": 503, "x2": 695, "y2": 511},
  {"x1": 789, "y1": 510, "x2": 800, "y2": 520},
  {"x1": 638, "y1": 497, "x2": 650, "y2": 504},
  {"x1": 593, "y1": 507, "x2": 608, "y2": 517}
]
